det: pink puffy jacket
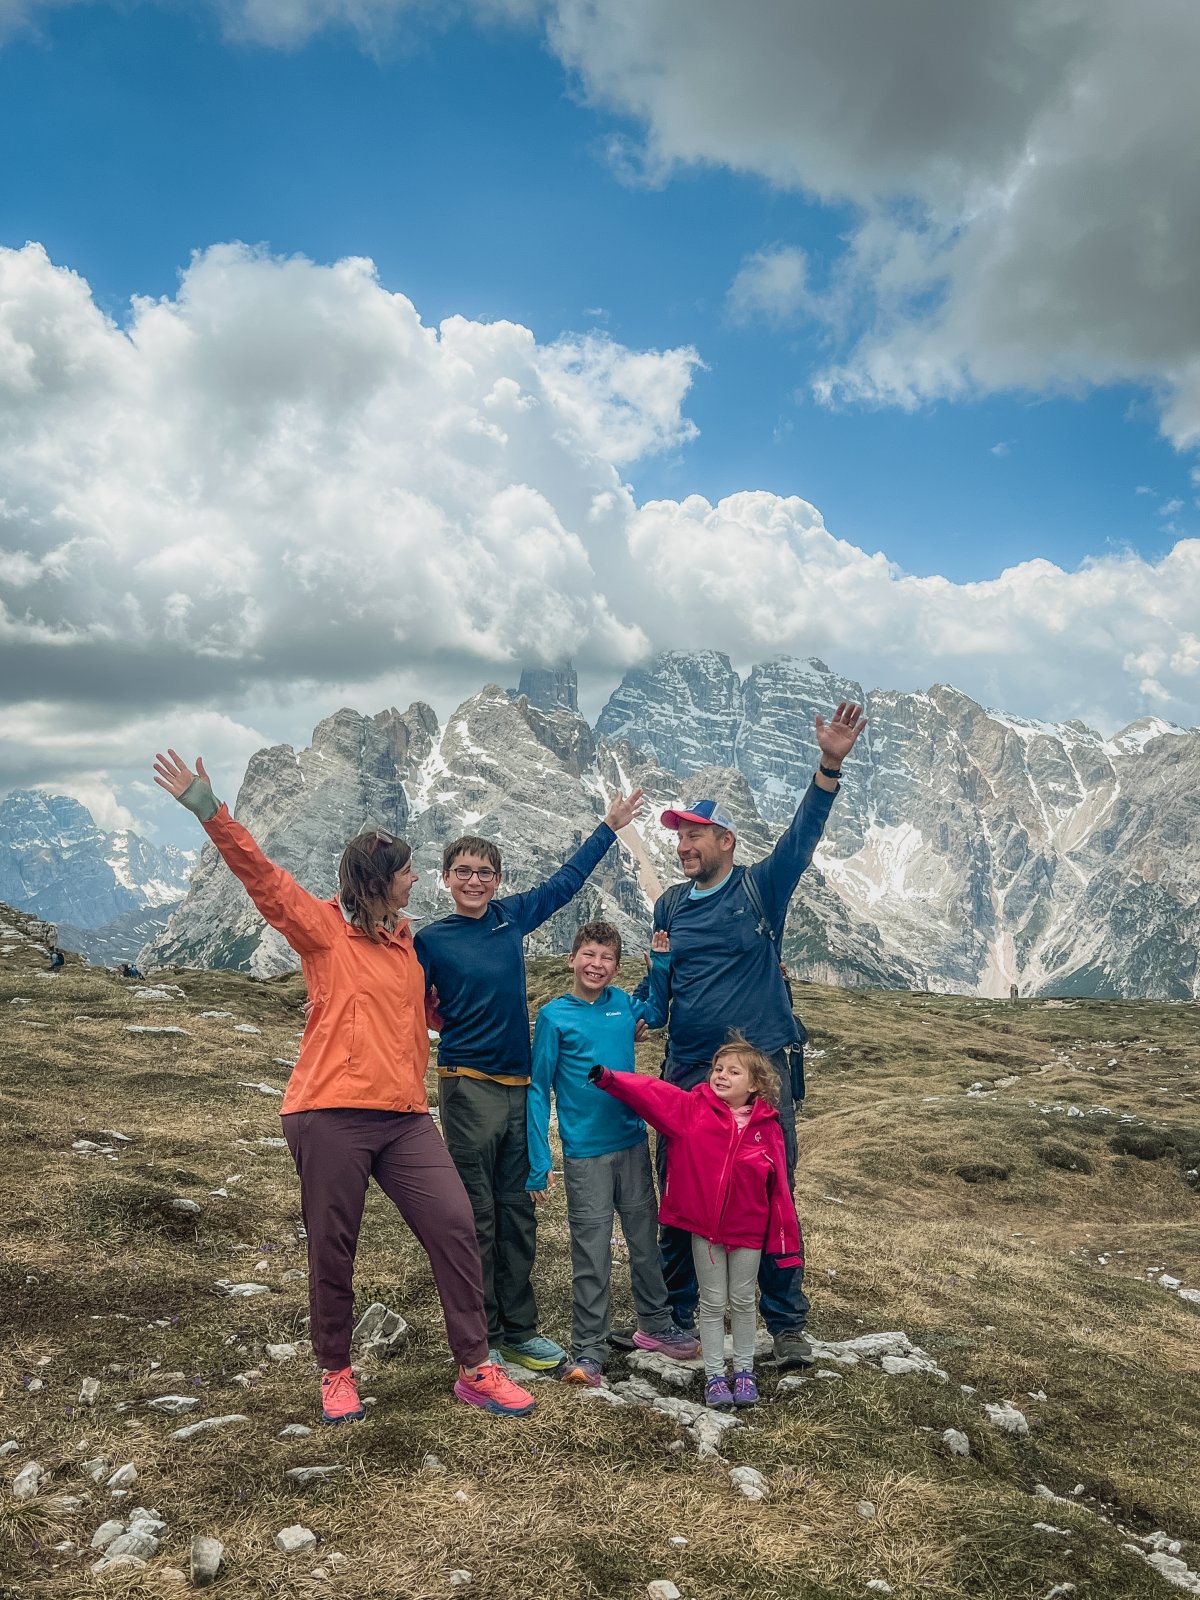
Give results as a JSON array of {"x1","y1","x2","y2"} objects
[{"x1": 591, "y1": 1068, "x2": 802, "y2": 1264}]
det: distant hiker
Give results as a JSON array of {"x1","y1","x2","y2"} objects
[
  {"x1": 590, "y1": 1033, "x2": 800, "y2": 1410},
  {"x1": 415, "y1": 786, "x2": 645, "y2": 1375},
  {"x1": 525, "y1": 921, "x2": 699, "y2": 1386},
  {"x1": 644, "y1": 699, "x2": 866, "y2": 1371},
  {"x1": 152, "y1": 748, "x2": 536, "y2": 1424},
  {"x1": 47, "y1": 946, "x2": 64, "y2": 971},
  {"x1": 118, "y1": 962, "x2": 143, "y2": 979}
]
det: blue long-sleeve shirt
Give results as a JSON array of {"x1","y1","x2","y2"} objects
[
  {"x1": 414, "y1": 822, "x2": 616, "y2": 1079},
  {"x1": 526, "y1": 954, "x2": 669, "y2": 1189},
  {"x1": 648, "y1": 779, "x2": 836, "y2": 1069}
]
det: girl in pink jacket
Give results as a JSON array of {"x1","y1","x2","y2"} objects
[{"x1": 590, "y1": 1035, "x2": 801, "y2": 1409}]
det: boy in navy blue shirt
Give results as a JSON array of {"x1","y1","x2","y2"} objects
[
  {"x1": 527, "y1": 920, "x2": 699, "y2": 1384},
  {"x1": 415, "y1": 790, "x2": 643, "y2": 1372}
]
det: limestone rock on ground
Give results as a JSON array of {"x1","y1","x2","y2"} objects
[
  {"x1": 943, "y1": 1428, "x2": 971, "y2": 1457},
  {"x1": 190, "y1": 1534, "x2": 224, "y2": 1587},
  {"x1": 984, "y1": 1401, "x2": 1030, "y2": 1436},
  {"x1": 11, "y1": 1461, "x2": 43, "y2": 1500},
  {"x1": 275, "y1": 1524, "x2": 317, "y2": 1555},
  {"x1": 170, "y1": 1414, "x2": 249, "y2": 1442},
  {"x1": 352, "y1": 1301, "x2": 410, "y2": 1359}
]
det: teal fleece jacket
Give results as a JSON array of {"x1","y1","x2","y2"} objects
[{"x1": 526, "y1": 953, "x2": 668, "y2": 1189}]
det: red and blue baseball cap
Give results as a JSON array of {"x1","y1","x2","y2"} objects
[{"x1": 660, "y1": 799, "x2": 737, "y2": 836}]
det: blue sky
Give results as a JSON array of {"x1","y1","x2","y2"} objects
[
  {"x1": 3, "y1": 0, "x2": 1200, "y2": 837},
  {"x1": 3, "y1": 2, "x2": 1193, "y2": 582}
]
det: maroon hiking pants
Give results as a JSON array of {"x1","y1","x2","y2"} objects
[{"x1": 281, "y1": 1108, "x2": 489, "y2": 1371}]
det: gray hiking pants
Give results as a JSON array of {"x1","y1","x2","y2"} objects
[
  {"x1": 692, "y1": 1236, "x2": 762, "y2": 1376},
  {"x1": 563, "y1": 1140, "x2": 672, "y2": 1364}
]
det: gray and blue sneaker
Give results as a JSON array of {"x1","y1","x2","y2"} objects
[{"x1": 499, "y1": 1333, "x2": 567, "y2": 1371}]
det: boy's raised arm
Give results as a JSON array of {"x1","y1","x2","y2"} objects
[
  {"x1": 629, "y1": 931, "x2": 670, "y2": 1030},
  {"x1": 506, "y1": 788, "x2": 646, "y2": 935}
]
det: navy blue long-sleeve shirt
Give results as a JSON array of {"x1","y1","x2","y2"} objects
[
  {"x1": 650, "y1": 779, "x2": 836, "y2": 1069},
  {"x1": 414, "y1": 822, "x2": 617, "y2": 1079}
]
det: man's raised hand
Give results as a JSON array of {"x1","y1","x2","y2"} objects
[
  {"x1": 153, "y1": 749, "x2": 209, "y2": 802},
  {"x1": 814, "y1": 703, "x2": 867, "y2": 767},
  {"x1": 604, "y1": 786, "x2": 647, "y2": 832}
]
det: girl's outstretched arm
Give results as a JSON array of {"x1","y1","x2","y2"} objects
[
  {"x1": 153, "y1": 749, "x2": 329, "y2": 956},
  {"x1": 588, "y1": 1064, "x2": 691, "y2": 1137}
]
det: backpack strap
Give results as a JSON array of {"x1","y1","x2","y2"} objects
[{"x1": 659, "y1": 880, "x2": 692, "y2": 936}]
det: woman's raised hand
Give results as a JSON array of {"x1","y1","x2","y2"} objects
[{"x1": 153, "y1": 748, "x2": 210, "y2": 803}]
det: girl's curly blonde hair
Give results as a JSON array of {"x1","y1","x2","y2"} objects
[{"x1": 709, "y1": 1033, "x2": 780, "y2": 1105}]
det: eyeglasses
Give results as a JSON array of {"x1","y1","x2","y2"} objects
[{"x1": 450, "y1": 865, "x2": 497, "y2": 883}]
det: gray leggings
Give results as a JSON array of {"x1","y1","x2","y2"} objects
[{"x1": 691, "y1": 1235, "x2": 762, "y2": 1375}]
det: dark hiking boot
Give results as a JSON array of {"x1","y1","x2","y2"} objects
[{"x1": 772, "y1": 1329, "x2": 814, "y2": 1371}]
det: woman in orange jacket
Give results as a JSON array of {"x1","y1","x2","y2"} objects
[{"x1": 153, "y1": 749, "x2": 536, "y2": 1423}]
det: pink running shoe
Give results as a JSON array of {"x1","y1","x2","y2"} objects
[
  {"x1": 731, "y1": 1370, "x2": 759, "y2": 1406},
  {"x1": 454, "y1": 1361, "x2": 536, "y2": 1417},
  {"x1": 321, "y1": 1366, "x2": 365, "y2": 1424},
  {"x1": 633, "y1": 1325, "x2": 701, "y2": 1361}
]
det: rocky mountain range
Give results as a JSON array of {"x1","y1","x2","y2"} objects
[
  {"x1": 137, "y1": 651, "x2": 1200, "y2": 1000},
  {"x1": 0, "y1": 790, "x2": 195, "y2": 963}
]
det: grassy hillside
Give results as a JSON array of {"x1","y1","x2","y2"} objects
[{"x1": 1, "y1": 924, "x2": 1198, "y2": 1599}]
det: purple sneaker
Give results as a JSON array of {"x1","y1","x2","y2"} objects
[
  {"x1": 632, "y1": 1325, "x2": 701, "y2": 1361},
  {"x1": 731, "y1": 1370, "x2": 758, "y2": 1406},
  {"x1": 704, "y1": 1374, "x2": 735, "y2": 1410}
]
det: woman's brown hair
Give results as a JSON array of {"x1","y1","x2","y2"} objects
[
  {"x1": 710, "y1": 1033, "x2": 780, "y2": 1105},
  {"x1": 338, "y1": 829, "x2": 412, "y2": 943}
]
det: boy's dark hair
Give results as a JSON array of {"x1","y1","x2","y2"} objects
[
  {"x1": 338, "y1": 830, "x2": 412, "y2": 944},
  {"x1": 443, "y1": 834, "x2": 502, "y2": 874},
  {"x1": 711, "y1": 1032, "x2": 780, "y2": 1105},
  {"x1": 571, "y1": 920, "x2": 623, "y2": 960}
]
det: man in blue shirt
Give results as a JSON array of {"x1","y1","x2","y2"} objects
[
  {"x1": 526, "y1": 920, "x2": 699, "y2": 1384},
  {"x1": 415, "y1": 788, "x2": 644, "y2": 1373},
  {"x1": 649, "y1": 700, "x2": 866, "y2": 1370}
]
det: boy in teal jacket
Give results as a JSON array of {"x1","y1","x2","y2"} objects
[{"x1": 526, "y1": 920, "x2": 699, "y2": 1383}]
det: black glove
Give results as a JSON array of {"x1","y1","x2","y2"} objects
[{"x1": 588, "y1": 1065, "x2": 606, "y2": 1084}]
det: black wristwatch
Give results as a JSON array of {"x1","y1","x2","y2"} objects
[{"x1": 819, "y1": 764, "x2": 843, "y2": 781}]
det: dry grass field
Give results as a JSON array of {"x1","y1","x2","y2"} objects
[{"x1": 1, "y1": 915, "x2": 1198, "y2": 1600}]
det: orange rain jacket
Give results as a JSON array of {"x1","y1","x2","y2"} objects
[{"x1": 202, "y1": 806, "x2": 428, "y2": 1115}]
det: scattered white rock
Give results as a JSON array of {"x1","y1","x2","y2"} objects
[
  {"x1": 78, "y1": 1377, "x2": 100, "y2": 1406},
  {"x1": 1033, "y1": 1484, "x2": 1073, "y2": 1505},
  {"x1": 1042, "y1": 1585, "x2": 1077, "y2": 1599},
  {"x1": 91, "y1": 1553, "x2": 147, "y2": 1574},
  {"x1": 83, "y1": 1457, "x2": 111, "y2": 1483},
  {"x1": 943, "y1": 1428, "x2": 970, "y2": 1457},
  {"x1": 215, "y1": 1279, "x2": 271, "y2": 1297},
  {"x1": 880, "y1": 1353, "x2": 948, "y2": 1379},
  {"x1": 107, "y1": 1530, "x2": 161, "y2": 1559},
  {"x1": 420, "y1": 1455, "x2": 444, "y2": 1474},
  {"x1": 132, "y1": 986, "x2": 180, "y2": 1001},
  {"x1": 729, "y1": 1466, "x2": 769, "y2": 1500},
  {"x1": 279, "y1": 1424, "x2": 313, "y2": 1438},
  {"x1": 454, "y1": 1490, "x2": 470, "y2": 1505},
  {"x1": 48, "y1": 1494, "x2": 88, "y2": 1513},
  {"x1": 815, "y1": 1369, "x2": 843, "y2": 1381},
  {"x1": 1032, "y1": 1522, "x2": 1069, "y2": 1535},
  {"x1": 11, "y1": 1461, "x2": 44, "y2": 1500},
  {"x1": 127, "y1": 1025, "x2": 191, "y2": 1035},
  {"x1": 856, "y1": 1500, "x2": 877, "y2": 1519},
  {"x1": 171, "y1": 1415, "x2": 249, "y2": 1442},
  {"x1": 628, "y1": 1349, "x2": 701, "y2": 1387},
  {"x1": 1123, "y1": 1545, "x2": 1200, "y2": 1594},
  {"x1": 1159, "y1": 1274, "x2": 1182, "y2": 1290},
  {"x1": 984, "y1": 1401, "x2": 1029, "y2": 1436},
  {"x1": 201, "y1": 1010, "x2": 234, "y2": 1019},
  {"x1": 234, "y1": 1023, "x2": 261, "y2": 1033},
  {"x1": 90, "y1": 1520, "x2": 126, "y2": 1550},
  {"x1": 105, "y1": 1463, "x2": 138, "y2": 1491},
  {"x1": 266, "y1": 1343, "x2": 300, "y2": 1362},
  {"x1": 275, "y1": 1524, "x2": 318, "y2": 1555},
  {"x1": 866, "y1": 1584, "x2": 894, "y2": 1596},
  {"x1": 0, "y1": 1441, "x2": 18, "y2": 1458},
  {"x1": 448, "y1": 1573, "x2": 473, "y2": 1591},
  {"x1": 352, "y1": 1302, "x2": 410, "y2": 1359},
  {"x1": 147, "y1": 1395, "x2": 199, "y2": 1414},
  {"x1": 646, "y1": 1584, "x2": 681, "y2": 1600},
  {"x1": 190, "y1": 1535, "x2": 224, "y2": 1587},
  {"x1": 170, "y1": 1198, "x2": 202, "y2": 1215},
  {"x1": 668, "y1": 1536, "x2": 688, "y2": 1549},
  {"x1": 286, "y1": 1466, "x2": 346, "y2": 1485},
  {"x1": 1178, "y1": 1288, "x2": 1200, "y2": 1306}
]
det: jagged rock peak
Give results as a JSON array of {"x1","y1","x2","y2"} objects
[{"x1": 517, "y1": 663, "x2": 579, "y2": 714}]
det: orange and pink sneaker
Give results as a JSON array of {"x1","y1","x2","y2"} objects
[
  {"x1": 454, "y1": 1361, "x2": 536, "y2": 1417},
  {"x1": 321, "y1": 1365, "x2": 365, "y2": 1424}
]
